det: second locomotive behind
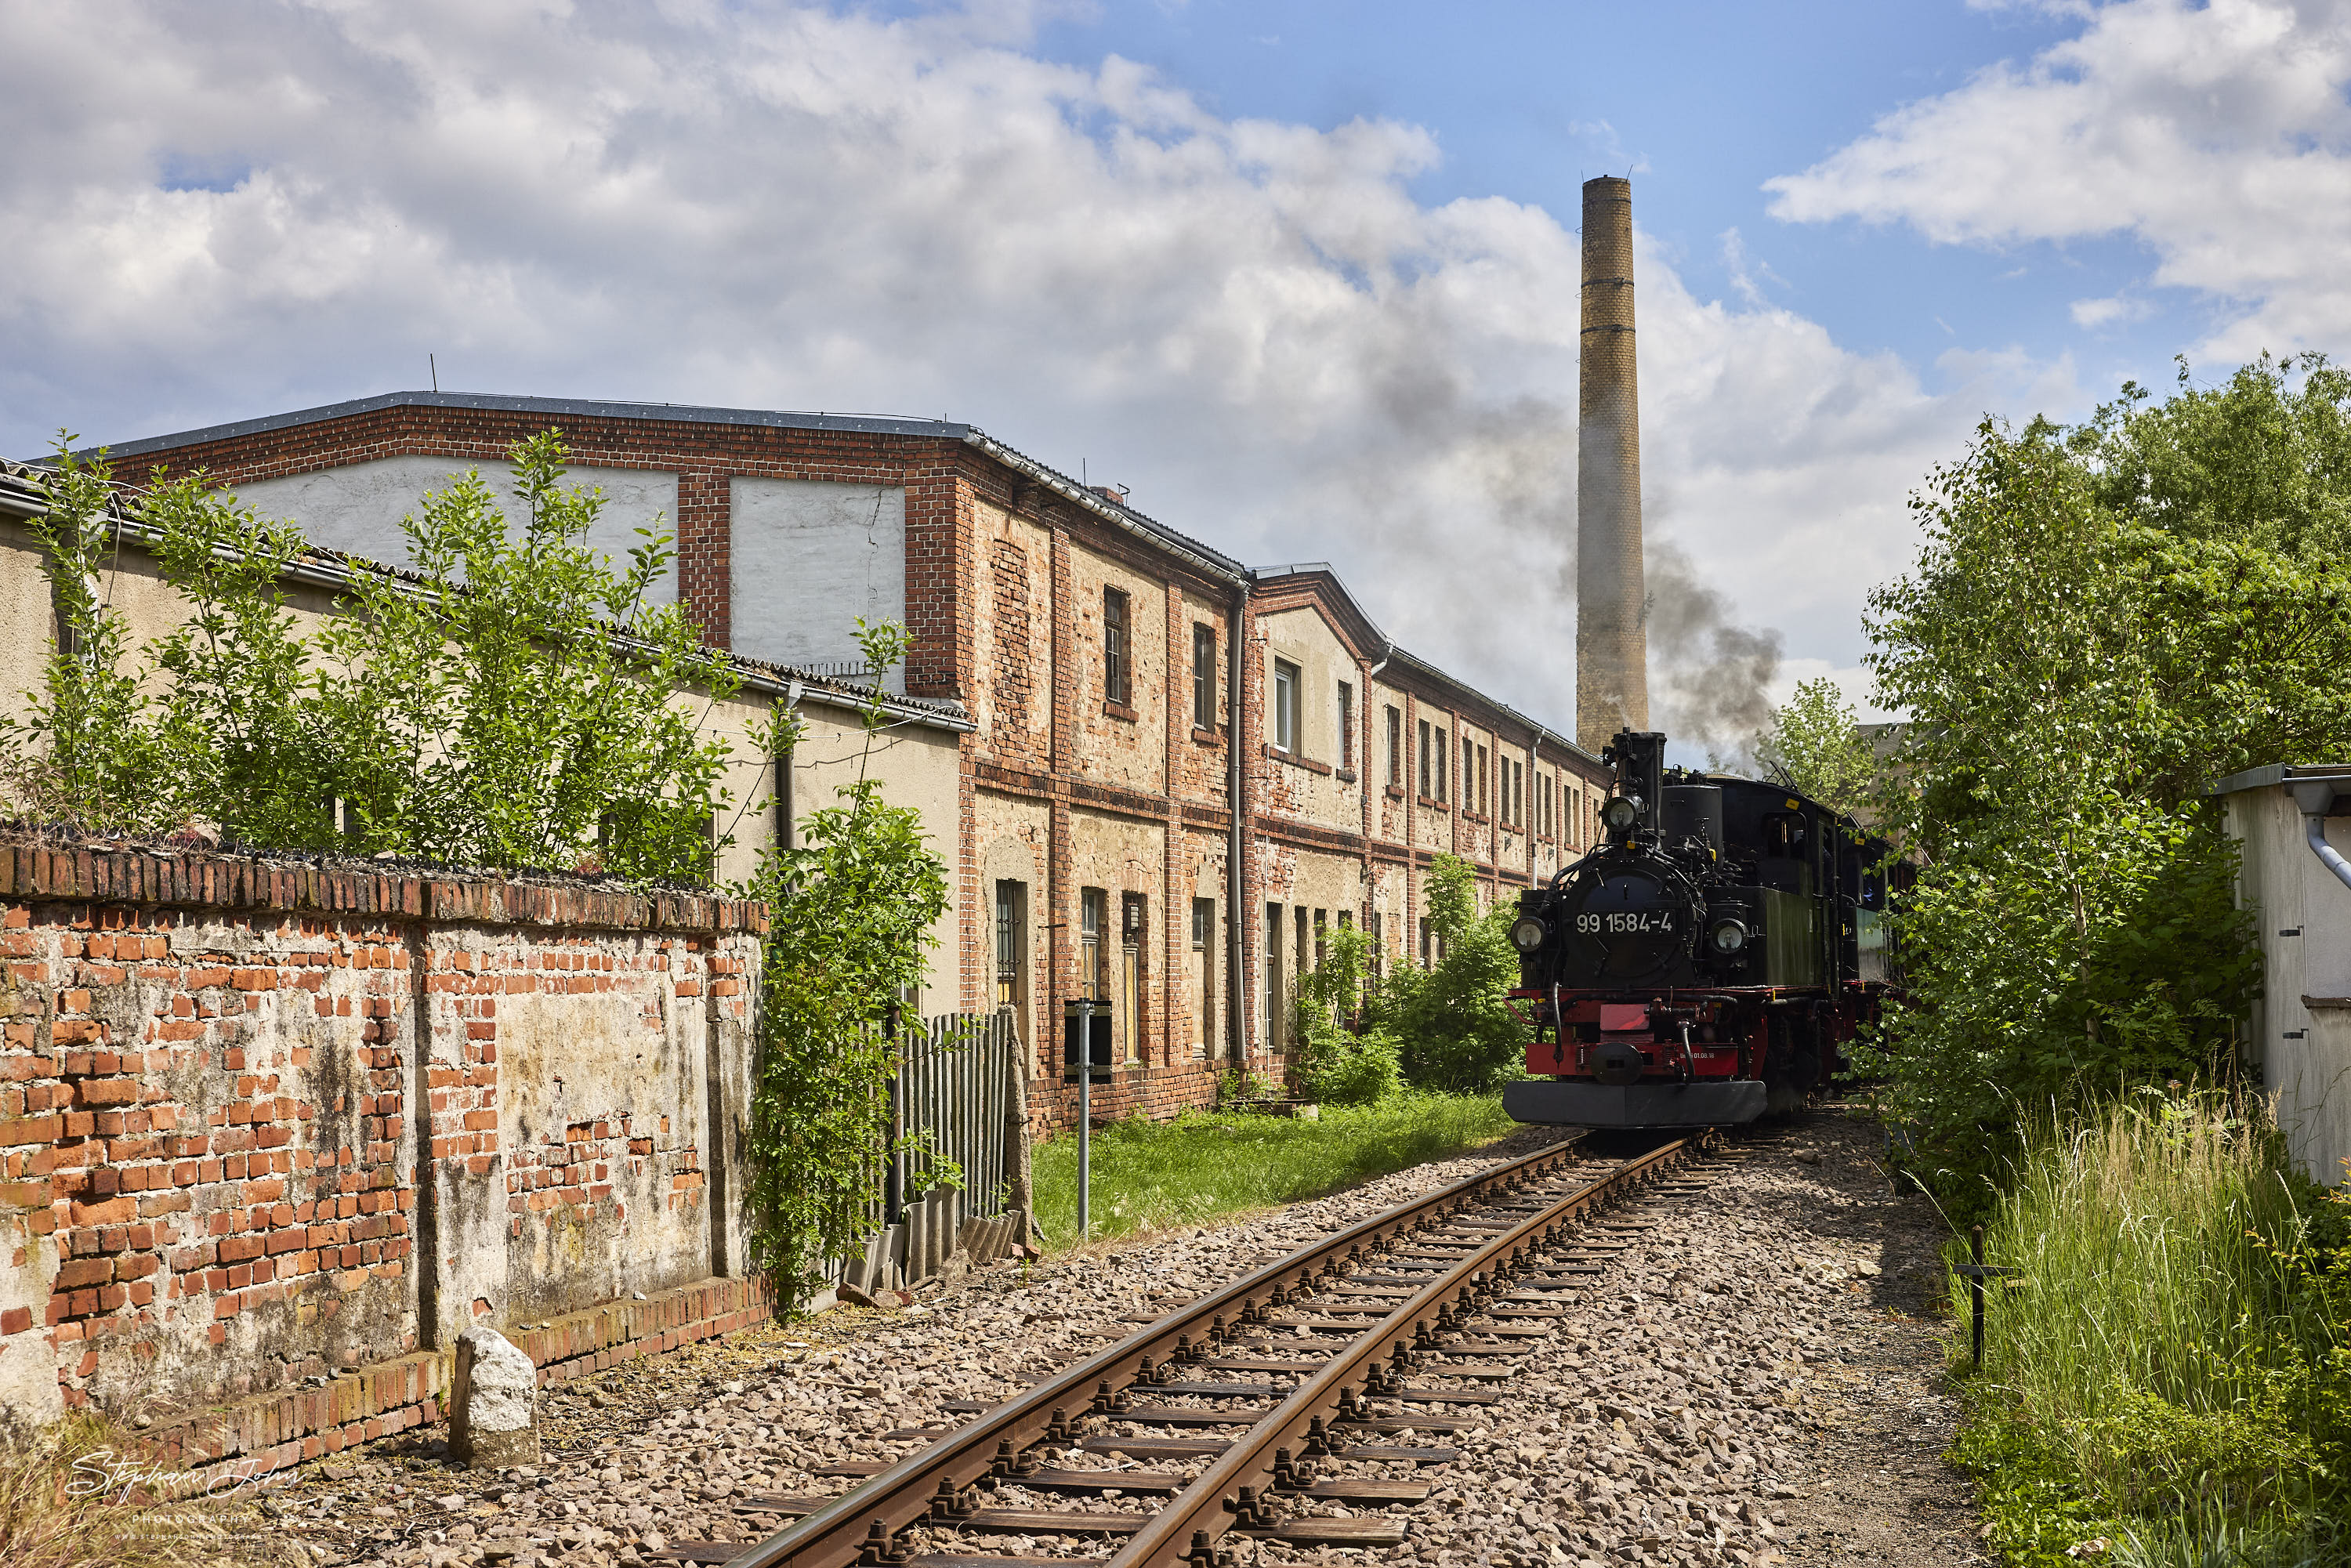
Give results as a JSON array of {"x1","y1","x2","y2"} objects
[{"x1": 1502, "y1": 729, "x2": 1903, "y2": 1128}]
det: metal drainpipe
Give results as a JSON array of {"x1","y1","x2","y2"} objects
[
  {"x1": 777, "y1": 679, "x2": 802, "y2": 853},
  {"x1": 2291, "y1": 779, "x2": 2351, "y2": 890},
  {"x1": 1228, "y1": 581, "x2": 1251, "y2": 1067}
]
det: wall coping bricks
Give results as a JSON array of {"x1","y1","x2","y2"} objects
[{"x1": 0, "y1": 833, "x2": 767, "y2": 936}]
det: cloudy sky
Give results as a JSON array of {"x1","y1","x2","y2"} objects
[{"x1": 6, "y1": 0, "x2": 2349, "y2": 759}]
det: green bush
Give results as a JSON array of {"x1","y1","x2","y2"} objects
[
  {"x1": 1291, "y1": 925, "x2": 1401, "y2": 1106},
  {"x1": 1367, "y1": 853, "x2": 1527, "y2": 1092}
]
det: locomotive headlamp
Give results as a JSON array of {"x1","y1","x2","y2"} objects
[
  {"x1": 1509, "y1": 915, "x2": 1548, "y2": 954},
  {"x1": 1707, "y1": 917, "x2": 1750, "y2": 954},
  {"x1": 1601, "y1": 795, "x2": 1643, "y2": 834}
]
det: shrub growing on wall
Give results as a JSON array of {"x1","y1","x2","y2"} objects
[{"x1": 741, "y1": 621, "x2": 951, "y2": 1316}]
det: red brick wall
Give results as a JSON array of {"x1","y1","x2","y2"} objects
[{"x1": 0, "y1": 835, "x2": 761, "y2": 1437}]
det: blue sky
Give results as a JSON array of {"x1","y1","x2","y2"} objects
[{"x1": 4, "y1": 0, "x2": 2347, "y2": 757}]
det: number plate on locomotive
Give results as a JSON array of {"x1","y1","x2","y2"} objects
[{"x1": 1575, "y1": 911, "x2": 1675, "y2": 935}]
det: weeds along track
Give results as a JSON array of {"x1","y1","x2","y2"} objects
[{"x1": 683, "y1": 1133, "x2": 1710, "y2": 1568}]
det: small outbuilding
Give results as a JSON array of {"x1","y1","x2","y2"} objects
[{"x1": 2213, "y1": 762, "x2": 2351, "y2": 1187}]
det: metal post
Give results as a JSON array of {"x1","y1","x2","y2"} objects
[
  {"x1": 1077, "y1": 998, "x2": 1093, "y2": 1240},
  {"x1": 1969, "y1": 1224, "x2": 1986, "y2": 1370}
]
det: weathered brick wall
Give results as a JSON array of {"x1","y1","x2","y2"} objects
[{"x1": 0, "y1": 836, "x2": 761, "y2": 1438}]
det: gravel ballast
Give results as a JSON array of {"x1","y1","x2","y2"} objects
[{"x1": 246, "y1": 1110, "x2": 1981, "y2": 1568}]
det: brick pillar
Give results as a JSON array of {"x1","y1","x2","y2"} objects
[
  {"x1": 675, "y1": 466, "x2": 730, "y2": 648},
  {"x1": 904, "y1": 458, "x2": 966, "y2": 701}
]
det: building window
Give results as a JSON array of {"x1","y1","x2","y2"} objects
[
  {"x1": 1295, "y1": 906, "x2": 1311, "y2": 1028},
  {"x1": 994, "y1": 880, "x2": 1027, "y2": 1009},
  {"x1": 1120, "y1": 893, "x2": 1148, "y2": 1064},
  {"x1": 1081, "y1": 887, "x2": 1107, "y2": 997},
  {"x1": 1387, "y1": 707, "x2": 1402, "y2": 787},
  {"x1": 1192, "y1": 622, "x2": 1215, "y2": 730},
  {"x1": 1192, "y1": 896, "x2": 1215, "y2": 1057},
  {"x1": 1512, "y1": 759, "x2": 1523, "y2": 826},
  {"x1": 1478, "y1": 744, "x2": 1490, "y2": 817},
  {"x1": 1337, "y1": 682, "x2": 1354, "y2": 769},
  {"x1": 1366, "y1": 911, "x2": 1384, "y2": 978},
  {"x1": 1417, "y1": 719, "x2": 1431, "y2": 797},
  {"x1": 1435, "y1": 730, "x2": 1449, "y2": 803},
  {"x1": 1103, "y1": 588, "x2": 1130, "y2": 707},
  {"x1": 1272, "y1": 657, "x2": 1300, "y2": 752},
  {"x1": 1264, "y1": 903, "x2": 1284, "y2": 1050}
]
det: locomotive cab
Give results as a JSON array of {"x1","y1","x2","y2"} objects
[{"x1": 1502, "y1": 729, "x2": 1901, "y2": 1129}]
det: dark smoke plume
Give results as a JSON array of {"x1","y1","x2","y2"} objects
[{"x1": 1643, "y1": 538, "x2": 1784, "y2": 773}]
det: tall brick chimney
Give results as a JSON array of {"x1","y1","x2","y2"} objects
[{"x1": 1574, "y1": 175, "x2": 1648, "y2": 753}]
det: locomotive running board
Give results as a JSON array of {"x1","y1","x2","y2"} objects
[{"x1": 1502, "y1": 1078, "x2": 1766, "y2": 1127}]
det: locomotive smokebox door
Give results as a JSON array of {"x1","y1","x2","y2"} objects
[{"x1": 1063, "y1": 998, "x2": 1114, "y2": 1077}]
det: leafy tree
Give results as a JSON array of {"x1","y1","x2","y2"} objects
[
  {"x1": 310, "y1": 431, "x2": 741, "y2": 879},
  {"x1": 1369, "y1": 853, "x2": 1527, "y2": 1092},
  {"x1": 1857, "y1": 357, "x2": 2351, "y2": 1207},
  {"x1": 143, "y1": 471, "x2": 334, "y2": 847},
  {"x1": 1755, "y1": 676, "x2": 1875, "y2": 817},
  {"x1": 1292, "y1": 925, "x2": 1401, "y2": 1106},
  {"x1": 742, "y1": 621, "x2": 951, "y2": 1316},
  {"x1": 0, "y1": 438, "x2": 182, "y2": 831},
  {"x1": 2, "y1": 429, "x2": 741, "y2": 883}
]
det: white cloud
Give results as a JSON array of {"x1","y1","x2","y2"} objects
[
  {"x1": 1766, "y1": 0, "x2": 2351, "y2": 360},
  {"x1": 0, "y1": 0, "x2": 1995, "y2": 748}
]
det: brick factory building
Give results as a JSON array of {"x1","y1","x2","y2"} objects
[{"x1": 92, "y1": 392, "x2": 1613, "y2": 1126}]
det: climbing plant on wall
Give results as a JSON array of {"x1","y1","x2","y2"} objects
[{"x1": 741, "y1": 619, "x2": 950, "y2": 1316}]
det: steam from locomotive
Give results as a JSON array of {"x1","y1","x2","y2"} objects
[{"x1": 1503, "y1": 730, "x2": 1904, "y2": 1128}]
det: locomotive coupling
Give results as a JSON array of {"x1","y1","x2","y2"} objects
[{"x1": 1589, "y1": 1038, "x2": 1646, "y2": 1086}]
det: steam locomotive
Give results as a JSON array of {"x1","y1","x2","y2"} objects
[{"x1": 1502, "y1": 730, "x2": 1904, "y2": 1128}]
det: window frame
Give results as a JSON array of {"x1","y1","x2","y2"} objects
[
  {"x1": 1386, "y1": 706, "x2": 1402, "y2": 787},
  {"x1": 1103, "y1": 588, "x2": 1131, "y2": 708},
  {"x1": 993, "y1": 880, "x2": 1027, "y2": 1010},
  {"x1": 1337, "y1": 681, "x2": 1354, "y2": 769},
  {"x1": 1417, "y1": 718, "x2": 1430, "y2": 796},
  {"x1": 1272, "y1": 657, "x2": 1301, "y2": 752},
  {"x1": 1191, "y1": 622, "x2": 1216, "y2": 730},
  {"x1": 1080, "y1": 887, "x2": 1107, "y2": 997}
]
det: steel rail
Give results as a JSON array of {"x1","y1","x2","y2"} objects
[
  {"x1": 723, "y1": 1135, "x2": 1605, "y2": 1568},
  {"x1": 1110, "y1": 1135, "x2": 1691, "y2": 1568}
]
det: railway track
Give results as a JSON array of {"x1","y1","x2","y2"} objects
[{"x1": 664, "y1": 1132, "x2": 1707, "y2": 1568}]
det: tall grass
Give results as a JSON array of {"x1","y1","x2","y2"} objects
[
  {"x1": 1030, "y1": 1090, "x2": 1516, "y2": 1246},
  {"x1": 1956, "y1": 1090, "x2": 2351, "y2": 1567},
  {"x1": 0, "y1": 1412, "x2": 295, "y2": 1568}
]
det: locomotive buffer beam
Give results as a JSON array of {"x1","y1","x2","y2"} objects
[{"x1": 1502, "y1": 1077, "x2": 1766, "y2": 1128}]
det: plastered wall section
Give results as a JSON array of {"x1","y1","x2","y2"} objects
[
  {"x1": 227, "y1": 457, "x2": 682, "y2": 607},
  {"x1": 0, "y1": 839, "x2": 762, "y2": 1431},
  {"x1": 730, "y1": 479, "x2": 907, "y2": 685},
  {"x1": 2228, "y1": 788, "x2": 2351, "y2": 1188}
]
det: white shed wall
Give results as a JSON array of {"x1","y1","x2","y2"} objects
[{"x1": 2226, "y1": 785, "x2": 2351, "y2": 1188}]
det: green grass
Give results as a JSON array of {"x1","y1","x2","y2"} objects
[
  {"x1": 1951, "y1": 1091, "x2": 2351, "y2": 1568},
  {"x1": 1030, "y1": 1090, "x2": 1517, "y2": 1247}
]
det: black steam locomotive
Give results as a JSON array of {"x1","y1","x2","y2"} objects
[{"x1": 1502, "y1": 730, "x2": 1903, "y2": 1128}]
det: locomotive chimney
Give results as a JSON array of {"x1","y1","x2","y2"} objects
[{"x1": 1575, "y1": 175, "x2": 1650, "y2": 755}]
